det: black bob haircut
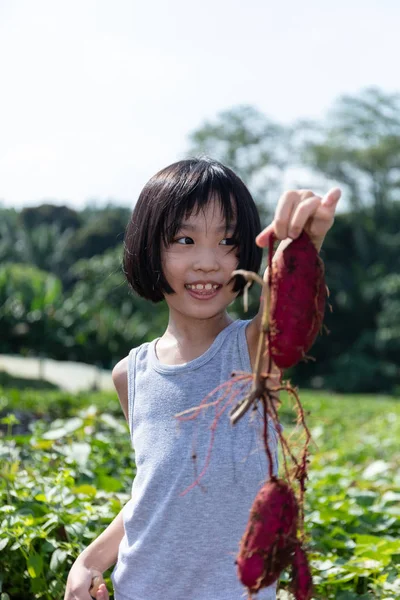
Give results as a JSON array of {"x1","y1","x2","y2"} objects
[{"x1": 123, "y1": 157, "x2": 263, "y2": 303}]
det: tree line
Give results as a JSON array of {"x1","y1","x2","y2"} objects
[{"x1": 1, "y1": 87, "x2": 399, "y2": 393}]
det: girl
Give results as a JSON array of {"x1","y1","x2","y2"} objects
[{"x1": 64, "y1": 157, "x2": 340, "y2": 600}]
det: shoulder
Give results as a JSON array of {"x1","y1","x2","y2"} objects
[{"x1": 112, "y1": 356, "x2": 129, "y2": 422}]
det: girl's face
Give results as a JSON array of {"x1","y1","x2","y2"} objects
[{"x1": 161, "y1": 199, "x2": 239, "y2": 321}]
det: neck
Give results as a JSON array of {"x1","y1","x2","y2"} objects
[
  {"x1": 164, "y1": 310, "x2": 233, "y2": 345},
  {"x1": 155, "y1": 309, "x2": 234, "y2": 365}
]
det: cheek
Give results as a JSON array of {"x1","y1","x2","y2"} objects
[
  {"x1": 226, "y1": 253, "x2": 240, "y2": 294},
  {"x1": 161, "y1": 249, "x2": 179, "y2": 273},
  {"x1": 227, "y1": 250, "x2": 239, "y2": 270}
]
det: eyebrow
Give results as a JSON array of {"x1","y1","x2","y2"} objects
[{"x1": 178, "y1": 223, "x2": 236, "y2": 233}]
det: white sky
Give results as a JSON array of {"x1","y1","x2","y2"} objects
[{"x1": 0, "y1": 0, "x2": 399, "y2": 209}]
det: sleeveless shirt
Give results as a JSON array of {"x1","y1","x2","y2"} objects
[{"x1": 111, "y1": 319, "x2": 279, "y2": 600}]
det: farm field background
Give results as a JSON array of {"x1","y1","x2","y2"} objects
[{"x1": 0, "y1": 383, "x2": 399, "y2": 599}]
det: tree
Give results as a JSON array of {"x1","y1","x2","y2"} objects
[
  {"x1": 14, "y1": 223, "x2": 76, "y2": 282},
  {"x1": 293, "y1": 88, "x2": 400, "y2": 391},
  {"x1": 0, "y1": 208, "x2": 20, "y2": 264},
  {"x1": 187, "y1": 90, "x2": 400, "y2": 392},
  {"x1": 188, "y1": 105, "x2": 290, "y2": 220},
  {"x1": 68, "y1": 206, "x2": 131, "y2": 262},
  {"x1": 62, "y1": 248, "x2": 168, "y2": 366},
  {"x1": 20, "y1": 204, "x2": 81, "y2": 231},
  {"x1": 298, "y1": 87, "x2": 400, "y2": 262},
  {"x1": 0, "y1": 264, "x2": 62, "y2": 357}
]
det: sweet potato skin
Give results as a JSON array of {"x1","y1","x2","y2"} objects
[
  {"x1": 269, "y1": 231, "x2": 326, "y2": 369},
  {"x1": 236, "y1": 478, "x2": 299, "y2": 592},
  {"x1": 290, "y1": 544, "x2": 313, "y2": 600}
]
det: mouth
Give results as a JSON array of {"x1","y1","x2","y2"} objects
[{"x1": 184, "y1": 283, "x2": 222, "y2": 299}]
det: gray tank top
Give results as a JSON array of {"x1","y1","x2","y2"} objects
[{"x1": 111, "y1": 319, "x2": 278, "y2": 600}]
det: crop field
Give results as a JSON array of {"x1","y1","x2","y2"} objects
[{"x1": 0, "y1": 385, "x2": 399, "y2": 599}]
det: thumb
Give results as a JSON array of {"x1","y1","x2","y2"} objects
[{"x1": 322, "y1": 187, "x2": 341, "y2": 208}]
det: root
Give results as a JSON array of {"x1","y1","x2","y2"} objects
[
  {"x1": 175, "y1": 372, "x2": 252, "y2": 422},
  {"x1": 177, "y1": 375, "x2": 252, "y2": 496},
  {"x1": 230, "y1": 269, "x2": 264, "y2": 313},
  {"x1": 175, "y1": 232, "x2": 314, "y2": 543}
]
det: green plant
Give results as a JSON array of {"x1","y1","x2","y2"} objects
[{"x1": 0, "y1": 389, "x2": 399, "y2": 599}]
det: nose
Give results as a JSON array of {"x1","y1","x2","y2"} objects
[{"x1": 193, "y1": 247, "x2": 220, "y2": 272}]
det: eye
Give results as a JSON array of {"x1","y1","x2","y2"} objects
[
  {"x1": 220, "y1": 238, "x2": 237, "y2": 246},
  {"x1": 175, "y1": 236, "x2": 194, "y2": 245}
]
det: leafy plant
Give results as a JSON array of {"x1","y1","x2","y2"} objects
[
  {"x1": 0, "y1": 388, "x2": 399, "y2": 598},
  {"x1": 0, "y1": 400, "x2": 133, "y2": 599}
]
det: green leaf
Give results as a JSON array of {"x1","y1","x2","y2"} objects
[
  {"x1": 27, "y1": 552, "x2": 43, "y2": 578},
  {"x1": 0, "y1": 538, "x2": 8, "y2": 551},
  {"x1": 31, "y1": 439, "x2": 54, "y2": 450},
  {"x1": 42, "y1": 417, "x2": 83, "y2": 439},
  {"x1": 381, "y1": 491, "x2": 400, "y2": 504},
  {"x1": 96, "y1": 473, "x2": 123, "y2": 492},
  {"x1": 65, "y1": 521, "x2": 86, "y2": 538},
  {"x1": 34, "y1": 493, "x2": 47, "y2": 502},
  {"x1": 100, "y1": 413, "x2": 127, "y2": 433},
  {"x1": 72, "y1": 484, "x2": 97, "y2": 497},
  {"x1": 312, "y1": 558, "x2": 335, "y2": 571},
  {"x1": 49, "y1": 548, "x2": 68, "y2": 571},
  {"x1": 0, "y1": 505, "x2": 15, "y2": 514},
  {"x1": 0, "y1": 414, "x2": 20, "y2": 426},
  {"x1": 362, "y1": 460, "x2": 390, "y2": 479},
  {"x1": 64, "y1": 442, "x2": 91, "y2": 467}
]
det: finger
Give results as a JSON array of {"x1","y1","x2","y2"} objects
[
  {"x1": 255, "y1": 223, "x2": 275, "y2": 247},
  {"x1": 298, "y1": 189, "x2": 316, "y2": 200},
  {"x1": 89, "y1": 572, "x2": 106, "y2": 599},
  {"x1": 321, "y1": 187, "x2": 341, "y2": 208},
  {"x1": 96, "y1": 583, "x2": 110, "y2": 600},
  {"x1": 272, "y1": 190, "x2": 299, "y2": 239},
  {"x1": 287, "y1": 195, "x2": 321, "y2": 239},
  {"x1": 256, "y1": 190, "x2": 299, "y2": 247}
]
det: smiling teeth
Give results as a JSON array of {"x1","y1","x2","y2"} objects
[{"x1": 186, "y1": 283, "x2": 219, "y2": 290}]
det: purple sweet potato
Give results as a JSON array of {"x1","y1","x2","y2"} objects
[
  {"x1": 269, "y1": 231, "x2": 326, "y2": 369},
  {"x1": 290, "y1": 543, "x2": 313, "y2": 600},
  {"x1": 236, "y1": 478, "x2": 298, "y2": 592}
]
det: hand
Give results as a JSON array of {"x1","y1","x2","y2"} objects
[
  {"x1": 64, "y1": 563, "x2": 110, "y2": 600},
  {"x1": 256, "y1": 188, "x2": 341, "y2": 251},
  {"x1": 90, "y1": 571, "x2": 110, "y2": 600}
]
